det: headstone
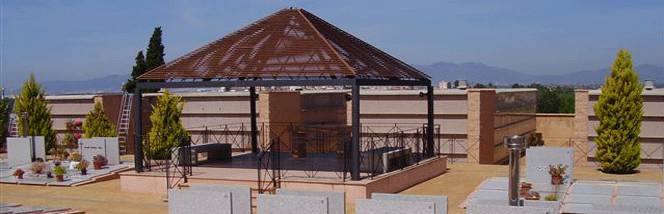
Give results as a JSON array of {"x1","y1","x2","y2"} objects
[
  {"x1": 355, "y1": 199, "x2": 435, "y2": 214},
  {"x1": 526, "y1": 147, "x2": 574, "y2": 185},
  {"x1": 79, "y1": 138, "x2": 120, "y2": 165},
  {"x1": 7, "y1": 137, "x2": 46, "y2": 167},
  {"x1": 258, "y1": 195, "x2": 327, "y2": 214},
  {"x1": 100, "y1": 137, "x2": 120, "y2": 165},
  {"x1": 168, "y1": 189, "x2": 232, "y2": 214},
  {"x1": 591, "y1": 204, "x2": 664, "y2": 214},
  {"x1": 277, "y1": 189, "x2": 345, "y2": 214},
  {"x1": 188, "y1": 184, "x2": 251, "y2": 214},
  {"x1": 466, "y1": 204, "x2": 554, "y2": 214},
  {"x1": 371, "y1": 193, "x2": 447, "y2": 214}
]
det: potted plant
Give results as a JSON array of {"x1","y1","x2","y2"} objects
[
  {"x1": 544, "y1": 194, "x2": 557, "y2": 201},
  {"x1": 93, "y1": 155, "x2": 107, "y2": 170},
  {"x1": 53, "y1": 166, "x2": 67, "y2": 182},
  {"x1": 549, "y1": 164, "x2": 567, "y2": 185},
  {"x1": 76, "y1": 159, "x2": 89, "y2": 175},
  {"x1": 13, "y1": 169, "x2": 25, "y2": 179},
  {"x1": 31, "y1": 161, "x2": 45, "y2": 174},
  {"x1": 69, "y1": 152, "x2": 82, "y2": 162}
]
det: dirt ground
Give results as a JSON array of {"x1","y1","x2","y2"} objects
[{"x1": 1, "y1": 161, "x2": 661, "y2": 214}]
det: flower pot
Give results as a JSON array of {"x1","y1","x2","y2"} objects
[
  {"x1": 17, "y1": 175, "x2": 23, "y2": 179},
  {"x1": 551, "y1": 175, "x2": 563, "y2": 185},
  {"x1": 94, "y1": 163, "x2": 102, "y2": 170},
  {"x1": 56, "y1": 175, "x2": 64, "y2": 182},
  {"x1": 81, "y1": 169, "x2": 87, "y2": 175}
]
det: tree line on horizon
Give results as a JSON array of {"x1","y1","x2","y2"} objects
[{"x1": 461, "y1": 81, "x2": 575, "y2": 114}]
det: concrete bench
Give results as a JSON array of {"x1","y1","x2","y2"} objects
[
  {"x1": 172, "y1": 143, "x2": 231, "y2": 166},
  {"x1": 360, "y1": 147, "x2": 413, "y2": 173}
]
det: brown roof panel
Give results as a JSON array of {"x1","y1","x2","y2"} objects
[{"x1": 138, "y1": 8, "x2": 429, "y2": 81}]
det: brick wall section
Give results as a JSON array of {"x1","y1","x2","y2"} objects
[
  {"x1": 467, "y1": 89, "x2": 496, "y2": 164},
  {"x1": 573, "y1": 90, "x2": 589, "y2": 165},
  {"x1": 535, "y1": 113, "x2": 575, "y2": 147}
]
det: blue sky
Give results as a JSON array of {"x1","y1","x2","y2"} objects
[{"x1": 1, "y1": 0, "x2": 663, "y2": 89}]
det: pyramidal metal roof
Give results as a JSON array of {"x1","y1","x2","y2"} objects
[{"x1": 137, "y1": 8, "x2": 430, "y2": 82}]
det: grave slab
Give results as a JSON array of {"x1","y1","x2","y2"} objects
[
  {"x1": 188, "y1": 184, "x2": 252, "y2": 214},
  {"x1": 614, "y1": 195, "x2": 661, "y2": 206},
  {"x1": 471, "y1": 189, "x2": 508, "y2": 200},
  {"x1": 466, "y1": 204, "x2": 554, "y2": 214},
  {"x1": 79, "y1": 137, "x2": 120, "y2": 165},
  {"x1": 526, "y1": 147, "x2": 574, "y2": 185},
  {"x1": 258, "y1": 195, "x2": 327, "y2": 214},
  {"x1": 478, "y1": 179, "x2": 508, "y2": 190},
  {"x1": 278, "y1": 188, "x2": 345, "y2": 214},
  {"x1": 169, "y1": 189, "x2": 232, "y2": 214},
  {"x1": 616, "y1": 185, "x2": 661, "y2": 197},
  {"x1": 562, "y1": 203, "x2": 593, "y2": 214},
  {"x1": 372, "y1": 193, "x2": 447, "y2": 214},
  {"x1": 565, "y1": 193, "x2": 613, "y2": 204},
  {"x1": 356, "y1": 199, "x2": 435, "y2": 214},
  {"x1": 570, "y1": 183, "x2": 615, "y2": 195},
  {"x1": 592, "y1": 204, "x2": 664, "y2": 214}
]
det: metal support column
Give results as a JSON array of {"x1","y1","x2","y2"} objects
[
  {"x1": 133, "y1": 89, "x2": 143, "y2": 173},
  {"x1": 505, "y1": 135, "x2": 526, "y2": 206},
  {"x1": 426, "y1": 85, "x2": 435, "y2": 157},
  {"x1": 351, "y1": 82, "x2": 361, "y2": 180},
  {"x1": 250, "y1": 87, "x2": 259, "y2": 153}
]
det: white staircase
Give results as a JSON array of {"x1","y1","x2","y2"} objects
[{"x1": 117, "y1": 93, "x2": 133, "y2": 154}]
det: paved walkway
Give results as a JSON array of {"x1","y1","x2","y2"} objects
[
  {"x1": 0, "y1": 179, "x2": 167, "y2": 214},
  {"x1": 1, "y1": 161, "x2": 661, "y2": 214}
]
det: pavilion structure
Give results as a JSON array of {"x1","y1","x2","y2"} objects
[{"x1": 133, "y1": 8, "x2": 434, "y2": 181}]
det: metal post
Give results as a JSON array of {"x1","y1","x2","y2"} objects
[
  {"x1": 505, "y1": 135, "x2": 526, "y2": 206},
  {"x1": 426, "y1": 85, "x2": 434, "y2": 157},
  {"x1": 133, "y1": 89, "x2": 143, "y2": 173},
  {"x1": 351, "y1": 82, "x2": 361, "y2": 180},
  {"x1": 250, "y1": 87, "x2": 259, "y2": 153}
]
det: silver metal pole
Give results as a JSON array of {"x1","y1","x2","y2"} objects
[{"x1": 505, "y1": 135, "x2": 526, "y2": 206}]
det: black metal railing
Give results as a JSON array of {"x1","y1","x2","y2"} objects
[{"x1": 141, "y1": 122, "x2": 441, "y2": 194}]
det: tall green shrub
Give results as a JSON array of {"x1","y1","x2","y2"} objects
[
  {"x1": 147, "y1": 90, "x2": 189, "y2": 159},
  {"x1": 594, "y1": 49, "x2": 643, "y2": 174},
  {"x1": 13, "y1": 74, "x2": 57, "y2": 152},
  {"x1": 0, "y1": 98, "x2": 11, "y2": 148},
  {"x1": 84, "y1": 103, "x2": 117, "y2": 138}
]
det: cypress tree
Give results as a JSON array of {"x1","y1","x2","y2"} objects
[
  {"x1": 13, "y1": 74, "x2": 57, "y2": 152},
  {"x1": 147, "y1": 90, "x2": 189, "y2": 159},
  {"x1": 593, "y1": 49, "x2": 643, "y2": 174},
  {"x1": 145, "y1": 27, "x2": 165, "y2": 71},
  {"x1": 122, "y1": 27, "x2": 164, "y2": 93},
  {"x1": 83, "y1": 103, "x2": 117, "y2": 138},
  {"x1": 122, "y1": 51, "x2": 147, "y2": 93}
]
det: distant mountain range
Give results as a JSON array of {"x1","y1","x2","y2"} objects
[
  {"x1": 6, "y1": 75, "x2": 129, "y2": 95},
  {"x1": 5, "y1": 62, "x2": 662, "y2": 95},
  {"x1": 414, "y1": 62, "x2": 664, "y2": 86}
]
